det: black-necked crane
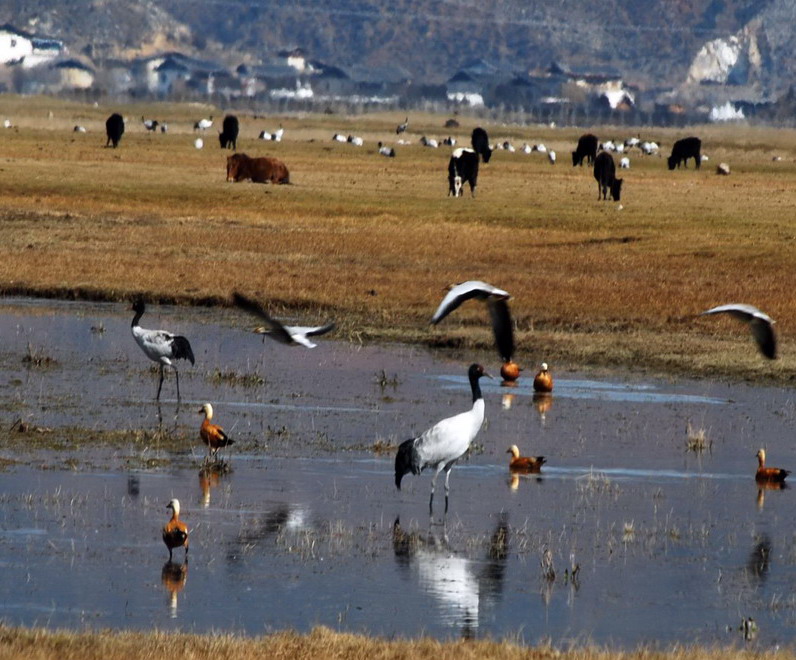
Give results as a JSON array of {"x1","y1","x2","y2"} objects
[
  {"x1": 700, "y1": 303, "x2": 777, "y2": 359},
  {"x1": 199, "y1": 403, "x2": 234, "y2": 462},
  {"x1": 194, "y1": 116, "x2": 213, "y2": 131},
  {"x1": 395, "y1": 363, "x2": 491, "y2": 515},
  {"x1": 141, "y1": 116, "x2": 159, "y2": 132},
  {"x1": 430, "y1": 280, "x2": 516, "y2": 378},
  {"x1": 378, "y1": 142, "x2": 395, "y2": 157},
  {"x1": 232, "y1": 292, "x2": 335, "y2": 348},
  {"x1": 396, "y1": 116, "x2": 408, "y2": 134},
  {"x1": 162, "y1": 498, "x2": 189, "y2": 560},
  {"x1": 131, "y1": 299, "x2": 195, "y2": 401}
]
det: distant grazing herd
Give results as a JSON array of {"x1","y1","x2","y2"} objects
[{"x1": 101, "y1": 111, "x2": 706, "y2": 199}]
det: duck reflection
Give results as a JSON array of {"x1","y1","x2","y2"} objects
[
  {"x1": 756, "y1": 480, "x2": 787, "y2": 511},
  {"x1": 198, "y1": 463, "x2": 231, "y2": 508},
  {"x1": 501, "y1": 393, "x2": 516, "y2": 410},
  {"x1": 392, "y1": 514, "x2": 508, "y2": 638},
  {"x1": 532, "y1": 393, "x2": 552, "y2": 425},
  {"x1": 507, "y1": 471, "x2": 543, "y2": 491},
  {"x1": 161, "y1": 560, "x2": 188, "y2": 618}
]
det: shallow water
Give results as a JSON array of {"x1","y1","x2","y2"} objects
[{"x1": 1, "y1": 298, "x2": 795, "y2": 647}]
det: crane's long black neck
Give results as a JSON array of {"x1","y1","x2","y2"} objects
[
  {"x1": 132, "y1": 307, "x2": 144, "y2": 328},
  {"x1": 469, "y1": 370, "x2": 483, "y2": 403}
]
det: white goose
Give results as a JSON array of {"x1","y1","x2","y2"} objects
[
  {"x1": 395, "y1": 363, "x2": 491, "y2": 515},
  {"x1": 700, "y1": 303, "x2": 777, "y2": 359},
  {"x1": 131, "y1": 300, "x2": 195, "y2": 401},
  {"x1": 232, "y1": 292, "x2": 335, "y2": 348}
]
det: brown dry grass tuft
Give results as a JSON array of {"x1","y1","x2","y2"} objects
[
  {"x1": 1, "y1": 97, "x2": 796, "y2": 381},
  {"x1": 0, "y1": 624, "x2": 791, "y2": 660}
]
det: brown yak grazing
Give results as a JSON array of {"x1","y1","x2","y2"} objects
[{"x1": 226, "y1": 153, "x2": 290, "y2": 184}]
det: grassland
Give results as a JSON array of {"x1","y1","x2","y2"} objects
[
  {"x1": 0, "y1": 625, "x2": 792, "y2": 660},
  {"x1": 1, "y1": 96, "x2": 796, "y2": 383}
]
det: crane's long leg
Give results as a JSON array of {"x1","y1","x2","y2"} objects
[
  {"x1": 156, "y1": 365, "x2": 165, "y2": 400},
  {"x1": 173, "y1": 365, "x2": 181, "y2": 402},
  {"x1": 444, "y1": 467, "x2": 452, "y2": 514},
  {"x1": 429, "y1": 466, "x2": 443, "y2": 516}
]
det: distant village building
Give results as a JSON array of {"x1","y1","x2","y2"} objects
[
  {"x1": 0, "y1": 24, "x2": 64, "y2": 68},
  {"x1": 0, "y1": 24, "x2": 33, "y2": 64},
  {"x1": 52, "y1": 59, "x2": 94, "y2": 90}
]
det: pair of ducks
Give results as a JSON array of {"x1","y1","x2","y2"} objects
[
  {"x1": 500, "y1": 362, "x2": 553, "y2": 392},
  {"x1": 162, "y1": 404, "x2": 233, "y2": 559},
  {"x1": 505, "y1": 447, "x2": 790, "y2": 481}
]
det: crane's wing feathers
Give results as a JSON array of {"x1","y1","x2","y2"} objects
[
  {"x1": 170, "y1": 335, "x2": 195, "y2": 364},
  {"x1": 701, "y1": 303, "x2": 774, "y2": 324},
  {"x1": 750, "y1": 317, "x2": 777, "y2": 359},
  {"x1": 488, "y1": 298, "x2": 514, "y2": 362},
  {"x1": 305, "y1": 322, "x2": 336, "y2": 338},
  {"x1": 430, "y1": 280, "x2": 510, "y2": 325},
  {"x1": 233, "y1": 292, "x2": 294, "y2": 344},
  {"x1": 701, "y1": 303, "x2": 776, "y2": 359}
]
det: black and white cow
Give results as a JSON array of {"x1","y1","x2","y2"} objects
[
  {"x1": 667, "y1": 137, "x2": 701, "y2": 170},
  {"x1": 593, "y1": 151, "x2": 623, "y2": 201},
  {"x1": 448, "y1": 148, "x2": 479, "y2": 197}
]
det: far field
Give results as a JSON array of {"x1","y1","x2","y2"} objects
[{"x1": 1, "y1": 96, "x2": 795, "y2": 383}]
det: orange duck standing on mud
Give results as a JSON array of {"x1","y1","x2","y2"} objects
[{"x1": 199, "y1": 403, "x2": 234, "y2": 462}]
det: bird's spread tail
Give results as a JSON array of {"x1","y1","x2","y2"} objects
[{"x1": 395, "y1": 438, "x2": 418, "y2": 490}]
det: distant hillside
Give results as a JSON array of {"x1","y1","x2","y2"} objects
[{"x1": 2, "y1": 0, "x2": 793, "y2": 95}]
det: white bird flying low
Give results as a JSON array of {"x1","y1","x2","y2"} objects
[
  {"x1": 430, "y1": 280, "x2": 515, "y2": 363},
  {"x1": 700, "y1": 303, "x2": 777, "y2": 359},
  {"x1": 232, "y1": 292, "x2": 336, "y2": 348}
]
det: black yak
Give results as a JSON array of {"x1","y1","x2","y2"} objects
[
  {"x1": 219, "y1": 114, "x2": 239, "y2": 150},
  {"x1": 105, "y1": 113, "x2": 125, "y2": 148},
  {"x1": 593, "y1": 151, "x2": 623, "y2": 201},
  {"x1": 668, "y1": 137, "x2": 702, "y2": 170}
]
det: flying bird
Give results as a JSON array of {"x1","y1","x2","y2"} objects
[
  {"x1": 198, "y1": 403, "x2": 234, "y2": 462},
  {"x1": 700, "y1": 303, "x2": 777, "y2": 359},
  {"x1": 430, "y1": 280, "x2": 515, "y2": 363},
  {"x1": 755, "y1": 448, "x2": 790, "y2": 483},
  {"x1": 395, "y1": 363, "x2": 491, "y2": 515},
  {"x1": 507, "y1": 444, "x2": 546, "y2": 472},
  {"x1": 130, "y1": 299, "x2": 195, "y2": 401},
  {"x1": 162, "y1": 499, "x2": 189, "y2": 560},
  {"x1": 232, "y1": 292, "x2": 335, "y2": 348}
]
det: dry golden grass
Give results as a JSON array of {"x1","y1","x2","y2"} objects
[
  {"x1": 1, "y1": 97, "x2": 796, "y2": 381},
  {"x1": 0, "y1": 625, "x2": 791, "y2": 660}
]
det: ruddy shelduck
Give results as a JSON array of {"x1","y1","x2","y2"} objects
[
  {"x1": 199, "y1": 403, "x2": 234, "y2": 461},
  {"x1": 507, "y1": 444, "x2": 546, "y2": 472},
  {"x1": 755, "y1": 448, "x2": 790, "y2": 483},
  {"x1": 533, "y1": 362, "x2": 553, "y2": 393},
  {"x1": 162, "y1": 499, "x2": 189, "y2": 560}
]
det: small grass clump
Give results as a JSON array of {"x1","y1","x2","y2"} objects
[
  {"x1": 207, "y1": 368, "x2": 265, "y2": 388},
  {"x1": 686, "y1": 421, "x2": 713, "y2": 453},
  {"x1": 21, "y1": 342, "x2": 57, "y2": 368}
]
